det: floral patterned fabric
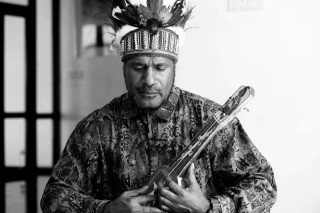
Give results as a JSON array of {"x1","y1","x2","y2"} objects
[{"x1": 41, "y1": 86, "x2": 277, "y2": 213}]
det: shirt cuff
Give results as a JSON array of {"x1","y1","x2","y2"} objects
[
  {"x1": 206, "y1": 197, "x2": 222, "y2": 213},
  {"x1": 215, "y1": 195, "x2": 235, "y2": 213}
]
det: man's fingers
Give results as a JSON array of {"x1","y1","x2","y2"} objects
[
  {"x1": 164, "y1": 175, "x2": 184, "y2": 195},
  {"x1": 157, "y1": 183, "x2": 178, "y2": 202},
  {"x1": 158, "y1": 202, "x2": 172, "y2": 212},
  {"x1": 187, "y1": 163, "x2": 197, "y2": 186},
  {"x1": 138, "y1": 206, "x2": 165, "y2": 213},
  {"x1": 157, "y1": 179, "x2": 165, "y2": 189},
  {"x1": 188, "y1": 162, "x2": 195, "y2": 176},
  {"x1": 158, "y1": 195, "x2": 191, "y2": 213},
  {"x1": 123, "y1": 185, "x2": 149, "y2": 197},
  {"x1": 133, "y1": 195, "x2": 156, "y2": 205},
  {"x1": 158, "y1": 194, "x2": 175, "y2": 211}
]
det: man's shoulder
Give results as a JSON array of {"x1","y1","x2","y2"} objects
[
  {"x1": 77, "y1": 93, "x2": 128, "y2": 125},
  {"x1": 99, "y1": 93, "x2": 129, "y2": 120},
  {"x1": 178, "y1": 88, "x2": 221, "y2": 110},
  {"x1": 178, "y1": 88, "x2": 241, "y2": 127}
]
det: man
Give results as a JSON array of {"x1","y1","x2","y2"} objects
[{"x1": 41, "y1": 1, "x2": 277, "y2": 212}]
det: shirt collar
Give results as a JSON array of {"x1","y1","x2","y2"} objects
[{"x1": 120, "y1": 86, "x2": 180, "y2": 121}]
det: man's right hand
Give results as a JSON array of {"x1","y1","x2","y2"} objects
[{"x1": 103, "y1": 185, "x2": 164, "y2": 213}]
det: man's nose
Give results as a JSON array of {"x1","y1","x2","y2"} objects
[{"x1": 143, "y1": 66, "x2": 155, "y2": 86}]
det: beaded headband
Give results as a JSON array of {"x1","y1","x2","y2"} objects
[
  {"x1": 102, "y1": 0, "x2": 193, "y2": 62},
  {"x1": 120, "y1": 28, "x2": 179, "y2": 62}
]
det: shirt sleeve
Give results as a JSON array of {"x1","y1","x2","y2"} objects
[
  {"x1": 208, "y1": 118, "x2": 277, "y2": 213},
  {"x1": 40, "y1": 114, "x2": 111, "y2": 213}
]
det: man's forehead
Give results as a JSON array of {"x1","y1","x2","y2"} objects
[{"x1": 127, "y1": 56, "x2": 173, "y2": 65}]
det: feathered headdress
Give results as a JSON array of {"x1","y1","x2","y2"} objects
[{"x1": 102, "y1": 0, "x2": 194, "y2": 62}]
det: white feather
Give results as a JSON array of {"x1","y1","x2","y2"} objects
[
  {"x1": 112, "y1": 6, "x2": 122, "y2": 21},
  {"x1": 113, "y1": 25, "x2": 138, "y2": 46},
  {"x1": 168, "y1": 26, "x2": 186, "y2": 47}
]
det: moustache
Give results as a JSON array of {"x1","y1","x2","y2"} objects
[{"x1": 136, "y1": 86, "x2": 161, "y2": 94}]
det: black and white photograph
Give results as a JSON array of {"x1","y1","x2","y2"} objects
[{"x1": 0, "y1": 0, "x2": 319, "y2": 213}]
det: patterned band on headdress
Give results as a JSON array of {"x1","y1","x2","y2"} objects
[{"x1": 120, "y1": 28, "x2": 179, "y2": 62}]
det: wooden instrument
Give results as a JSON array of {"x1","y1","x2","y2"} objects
[{"x1": 145, "y1": 86, "x2": 255, "y2": 194}]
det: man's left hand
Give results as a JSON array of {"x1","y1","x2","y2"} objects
[{"x1": 156, "y1": 163, "x2": 210, "y2": 213}]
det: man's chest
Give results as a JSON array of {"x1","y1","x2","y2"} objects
[{"x1": 104, "y1": 115, "x2": 212, "y2": 192}]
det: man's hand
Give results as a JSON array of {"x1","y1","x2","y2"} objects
[
  {"x1": 157, "y1": 163, "x2": 210, "y2": 213},
  {"x1": 104, "y1": 185, "x2": 164, "y2": 213}
]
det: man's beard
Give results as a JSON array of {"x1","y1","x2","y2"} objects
[{"x1": 133, "y1": 83, "x2": 174, "y2": 111}]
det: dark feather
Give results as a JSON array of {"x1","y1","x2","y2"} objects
[
  {"x1": 101, "y1": 0, "x2": 193, "y2": 32},
  {"x1": 94, "y1": 0, "x2": 127, "y2": 32},
  {"x1": 147, "y1": 0, "x2": 163, "y2": 15},
  {"x1": 114, "y1": 0, "x2": 127, "y2": 9},
  {"x1": 114, "y1": 12, "x2": 140, "y2": 27},
  {"x1": 171, "y1": 0, "x2": 185, "y2": 14},
  {"x1": 138, "y1": 4, "x2": 153, "y2": 19},
  {"x1": 165, "y1": 0, "x2": 185, "y2": 26},
  {"x1": 165, "y1": 0, "x2": 194, "y2": 28},
  {"x1": 174, "y1": 6, "x2": 194, "y2": 28},
  {"x1": 115, "y1": 0, "x2": 141, "y2": 27},
  {"x1": 99, "y1": 0, "x2": 141, "y2": 32}
]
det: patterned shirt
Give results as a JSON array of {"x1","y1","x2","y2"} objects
[{"x1": 41, "y1": 86, "x2": 277, "y2": 213}]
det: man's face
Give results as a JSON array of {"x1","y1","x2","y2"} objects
[{"x1": 123, "y1": 56, "x2": 175, "y2": 109}]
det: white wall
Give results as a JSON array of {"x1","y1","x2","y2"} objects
[
  {"x1": 178, "y1": 1, "x2": 320, "y2": 212},
  {"x1": 61, "y1": 0, "x2": 320, "y2": 212}
]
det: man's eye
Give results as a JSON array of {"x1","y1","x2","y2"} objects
[
  {"x1": 132, "y1": 65, "x2": 144, "y2": 70},
  {"x1": 156, "y1": 65, "x2": 167, "y2": 71}
]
